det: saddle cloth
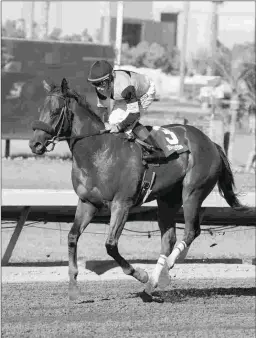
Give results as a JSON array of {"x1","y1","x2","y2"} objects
[
  {"x1": 150, "y1": 126, "x2": 189, "y2": 157},
  {"x1": 133, "y1": 125, "x2": 189, "y2": 157}
]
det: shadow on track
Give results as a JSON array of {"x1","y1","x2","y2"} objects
[
  {"x1": 73, "y1": 287, "x2": 256, "y2": 304},
  {"x1": 137, "y1": 287, "x2": 256, "y2": 303}
]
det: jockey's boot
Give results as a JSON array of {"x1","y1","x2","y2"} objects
[{"x1": 143, "y1": 149, "x2": 167, "y2": 163}]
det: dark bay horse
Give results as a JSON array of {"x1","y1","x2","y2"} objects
[{"x1": 29, "y1": 78, "x2": 248, "y2": 301}]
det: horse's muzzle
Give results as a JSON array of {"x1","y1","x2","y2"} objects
[{"x1": 29, "y1": 140, "x2": 46, "y2": 155}]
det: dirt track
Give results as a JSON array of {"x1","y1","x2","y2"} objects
[{"x1": 2, "y1": 278, "x2": 255, "y2": 338}]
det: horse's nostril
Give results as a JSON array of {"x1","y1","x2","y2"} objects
[
  {"x1": 30, "y1": 141, "x2": 43, "y2": 152},
  {"x1": 34, "y1": 142, "x2": 43, "y2": 150}
]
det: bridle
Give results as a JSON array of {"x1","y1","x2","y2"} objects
[
  {"x1": 31, "y1": 93, "x2": 108, "y2": 152},
  {"x1": 32, "y1": 94, "x2": 73, "y2": 152}
]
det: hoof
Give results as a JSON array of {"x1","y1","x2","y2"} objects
[
  {"x1": 69, "y1": 285, "x2": 80, "y2": 301},
  {"x1": 158, "y1": 266, "x2": 171, "y2": 289},
  {"x1": 133, "y1": 267, "x2": 149, "y2": 284},
  {"x1": 144, "y1": 277, "x2": 156, "y2": 295}
]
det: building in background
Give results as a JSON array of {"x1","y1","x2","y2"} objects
[
  {"x1": 100, "y1": 1, "x2": 178, "y2": 50},
  {"x1": 2, "y1": 1, "x2": 255, "y2": 55},
  {"x1": 152, "y1": 1, "x2": 255, "y2": 57}
]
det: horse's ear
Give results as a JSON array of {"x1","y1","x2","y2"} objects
[
  {"x1": 42, "y1": 80, "x2": 51, "y2": 92},
  {"x1": 61, "y1": 78, "x2": 69, "y2": 95}
]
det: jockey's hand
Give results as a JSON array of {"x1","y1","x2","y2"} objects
[
  {"x1": 104, "y1": 123, "x2": 119, "y2": 133},
  {"x1": 104, "y1": 122, "x2": 111, "y2": 130},
  {"x1": 109, "y1": 124, "x2": 119, "y2": 133}
]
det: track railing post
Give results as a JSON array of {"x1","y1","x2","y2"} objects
[
  {"x1": 5, "y1": 139, "x2": 11, "y2": 158},
  {"x1": 2, "y1": 206, "x2": 31, "y2": 266}
]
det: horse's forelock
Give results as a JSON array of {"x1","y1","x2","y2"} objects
[
  {"x1": 51, "y1": 84, "x2": 62, "y2": 95},
  {"x1": 43, "y1": 88, "x2": 61, "y2": 111}
]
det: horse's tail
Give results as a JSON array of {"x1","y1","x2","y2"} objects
[{"x1": 215, "y1": 143, "x2": 249, "y2": 211}]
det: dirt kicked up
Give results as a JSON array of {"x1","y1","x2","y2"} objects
[{"x1": 2, "y1": 278, "x2": 255, "y2": 338}]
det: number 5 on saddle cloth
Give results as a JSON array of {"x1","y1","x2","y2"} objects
[{"x1": 129, "y1": 123, "x2": 186, "y2": 158}]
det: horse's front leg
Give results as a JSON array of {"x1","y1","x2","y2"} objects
[
  {"x1": 105, "y1": 200, "x2": 149, "y2": 284},
  {"x1": 68, "y1": 199, "x2": 97, "y2": 300}
]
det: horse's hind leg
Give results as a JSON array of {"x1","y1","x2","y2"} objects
[
  {"x1": 68, "y1": 199, "x2": 97, "y2": 300},
  {"x1": 144, "y1": 184, "x2": 183, "y2": 296},
  {"x1": 166, "y1": 178, "x2": 217, "y2": 270}
]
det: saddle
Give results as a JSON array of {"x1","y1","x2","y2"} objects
[{"x1": 127, "y1": 132, "x2": 162, "y2": 162}]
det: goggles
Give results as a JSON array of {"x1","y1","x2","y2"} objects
[{"x1": 91, "y1": 79, "x2": 109, "y2": 88}]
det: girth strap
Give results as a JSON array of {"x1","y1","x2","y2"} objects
[
  {"x1": 31, "y1": 120, "x2": 55, "y2": 136},
  {"x1": 134, "y1": 168, "x2": 156, "y2": 206}
]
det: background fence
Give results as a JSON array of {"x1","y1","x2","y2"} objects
[
  {"x1": 2, "y1": 189, "x2": 255, "y2": 265},
  {"x1": 2, "y1": 37, "x2": 115, "y2": 140}
]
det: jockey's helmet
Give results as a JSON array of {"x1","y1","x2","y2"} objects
[{"x1": 87, "y1": 60, "x2": 114, "y2": 83}]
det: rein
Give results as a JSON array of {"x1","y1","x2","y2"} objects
[
  {"x1": 32, "y1": 94, "x2": 109, "y2": 152},
  {"x1": 46, "y1": 130, "x2": 109, "y2": 152}
]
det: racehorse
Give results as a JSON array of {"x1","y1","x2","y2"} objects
[{"x1": 29, "y1": 78, "x2": 248, "y2": 302}]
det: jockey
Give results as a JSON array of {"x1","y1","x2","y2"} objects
[{"x1": 87, "y1": 60, "x2": 166, "y2": 162}]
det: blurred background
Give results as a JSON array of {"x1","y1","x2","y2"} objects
[{"x1": 1, "y1": 0, "x2": 255, "y2": 171}]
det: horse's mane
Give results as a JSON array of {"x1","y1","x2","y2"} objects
[
  {"x1": 71, "y1": 90, "x2": 103, "y2": 124},
  {"x1": 49, "y1": 83, "x2": 103, "y2": 125}
]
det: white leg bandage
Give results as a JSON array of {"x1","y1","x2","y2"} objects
[
  {"x1": 152, "y1": 254, "x2": 167, "y2": 282},
  {"x1": 144, "y1": 255, "x2": 168, "y2": 295},
  {"x1": 167, "y1": 241, "x2": 187, "y2": 269}
]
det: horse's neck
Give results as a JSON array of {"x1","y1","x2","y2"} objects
[
  {"x1": 71, "y1": 100, "x2": 104, "y2": 137},
  {"x1": 67, "y1": 99, "x2": 104, "y2": 155}
]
